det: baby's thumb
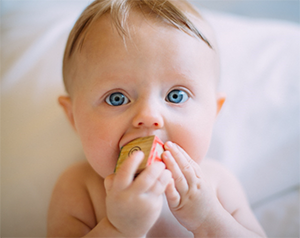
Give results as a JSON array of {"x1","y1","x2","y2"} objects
[{"x1": 104, "y1": 174, "x2": 114, "y2": 191}]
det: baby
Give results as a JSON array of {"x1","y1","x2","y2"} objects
[{"x1": 47, "y1": 0, "x2": 266, "y2": 237}]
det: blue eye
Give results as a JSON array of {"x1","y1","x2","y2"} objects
[
  {"x1": 105, "y1": 92, "x2": 129, "y2": 106},
  {"x1": 166, "y1": 89, "x2": 189, "y2": 104}
]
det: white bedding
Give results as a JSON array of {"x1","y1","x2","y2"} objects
[{"x1": 1, "y1": 1, "x2": 299, "y2": 237}]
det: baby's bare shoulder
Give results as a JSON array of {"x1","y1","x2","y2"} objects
[
  {"x1": 47, "y1": 161, "x2": 106, "y2": 236},
  {"x1": 202, "y1": 159, "x2": 266, "y2": 236},
  {"x1": 201, "y1": 158, "x2": 233, "y2": 185},
  {"x1": 202, "y1": 159, "x2": 249, "y2": 215},
  {"x1": 53, "y1": 161, "x2": 105, "y2": 198},
  {"x1": 57, "y1": 160, "x2": 98, "y2": 181}
]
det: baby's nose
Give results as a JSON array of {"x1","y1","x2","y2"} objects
[{"x1": 132, "y1": 103, "x2": 164, "y2": 129}]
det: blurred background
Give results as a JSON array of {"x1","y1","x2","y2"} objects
[
  {"x1": 1, "y1": 0, "x2": 300, "y2": 23},
  {"x1": 193, "y1": 0, "x2": 299, "y2": 23}
]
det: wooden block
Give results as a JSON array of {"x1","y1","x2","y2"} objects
[{"x1": 115, "y1": 135, "x2": 164, "y2": 175}]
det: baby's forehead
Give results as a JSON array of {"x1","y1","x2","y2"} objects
[
  {"x1": 74, "y1": 14, "x2": 218, "y2": 86},
  {"x1": 80, "y1": 12, "x2": 214, "y2": 63},
  {"x1": 70, "y1": 2, "x2": 215, "y2": 59},
  {"x1": 82, "y1": 10, "x2": 215, "y2": 55},
  {"x1": 63, "y1": 1, "x2": 219, "y2": 95}
]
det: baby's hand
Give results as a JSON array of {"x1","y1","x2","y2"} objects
[
  {"x1": 162, "y1": 142, "x2": 220, "y2": 233},
  {"x1": 104, "y1": 151, "x2": 172, "y2": 237}
]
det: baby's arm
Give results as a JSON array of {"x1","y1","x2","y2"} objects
[
  {"x1": 163, "y1": 142, "x2": 266, "y2": 238},
  {"x1": 47, "y1": 152, "x2": 171, "y2": 237},
  {"x1": 204, "y1": 160, "x2": 266, "y2": 238}
]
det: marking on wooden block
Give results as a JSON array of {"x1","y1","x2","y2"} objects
[
  {"x1": 115, "y1": 135, "x2": 164, "y2": 175},
  {"x1": 128, "y1": 146, "x2": 142, "y2": 156}
]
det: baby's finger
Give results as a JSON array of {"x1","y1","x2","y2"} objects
[
  {"x1": 132, "y1": 161, "x2": 166, "y2": 193},
  {"x1": 177, "y1": 146, "x2": 203, "y2": 179},
  {"x1": 114, "y1": 151, "x2": 144, "y2": 190},
  {"x1": 162, "y1": 150, "x2": 189, "y2": 195},
  {"x1": 148, "y1": 169, "x2": 172, "y2": 195},
  {"x1": 165, "y1": 142, "x2": 196, "y2": 185}
]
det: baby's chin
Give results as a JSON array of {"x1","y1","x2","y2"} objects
[
  {"x1": 86, "y1": 154, "x2": 119, "y2": 179},
  {"x1": 93, "y1": 164, "x2": 116, "y2": 179}
]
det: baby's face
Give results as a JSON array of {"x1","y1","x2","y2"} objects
[{"x1": 66, "y1": 12, "x2": 223, "y2": 178}]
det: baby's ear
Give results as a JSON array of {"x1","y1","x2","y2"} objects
[
  {"x1": 58, "y1": 96, "x2": 76, "y2": 131},
  {"x1": 215, "y1": 92, "x2": 226, "y2": 117}
]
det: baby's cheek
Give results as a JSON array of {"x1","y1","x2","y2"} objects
[
  {"x1": 177, "y1": 127, "x2": 213, "y2": 164},
  {"x1": 189, "y1": 139, "x2": 210, "y2": 164},
  {"x1": 193, "y1": 133, "x2": 213, "y2": 163},
  {"x1": 80, "y1": 135, "x2": 120, "y2": 178}
]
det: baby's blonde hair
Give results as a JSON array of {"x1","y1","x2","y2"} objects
[{"x1": 63, "y1": 0, "x2": 212, "y2": 94}]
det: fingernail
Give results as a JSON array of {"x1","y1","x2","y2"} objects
[
  {"x1": 165, "y1": 141, "x2": 173, "y2": 150},
  {"x1": 165, "y1": 151, "x2": 172, "y2": 158}
]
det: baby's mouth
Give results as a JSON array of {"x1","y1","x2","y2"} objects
[
  {"x1": 119, "y1": 134, "x2": 165, "y2": 149},
  {"x1": 119, "y1": 137, "x2": 143, "y2": 150}
]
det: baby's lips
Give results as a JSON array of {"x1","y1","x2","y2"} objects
[
  {"x1": 119, "y1": 134, "x2": 164, "y2": 149},
  {"x1": 119, "y1": 136, "x2": 141, "y2": 149}
]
